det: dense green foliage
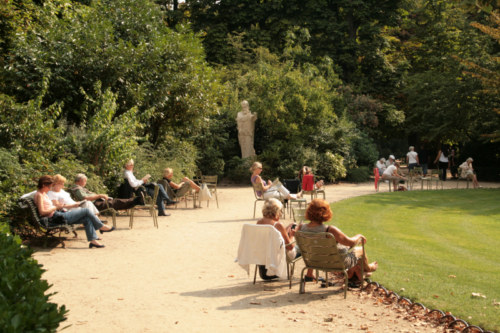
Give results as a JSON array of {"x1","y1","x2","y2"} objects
[
  {"x1": 328, "y1": 189, "x2": 500, "y2": 332},
  {"x1": 0, "y1": 226, "x2": 68, "y2": 332}
]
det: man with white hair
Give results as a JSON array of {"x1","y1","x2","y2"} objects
[{"x1": 70, "y1": 174, "x2": 144, "y2": 212}]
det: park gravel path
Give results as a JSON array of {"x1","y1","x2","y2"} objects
[{"x1": 33, "y1": 181, "x2": 500, "y2": 333}]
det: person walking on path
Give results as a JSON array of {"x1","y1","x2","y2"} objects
[{"x1": 434, "y1": 146, "x2": 450, "y2": 181}]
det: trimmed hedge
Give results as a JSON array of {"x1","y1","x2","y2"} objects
[{"x1": 0, "y1": 224, "x2": 68, "y2": 332}]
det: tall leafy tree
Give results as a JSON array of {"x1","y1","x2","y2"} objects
[{"x1": 2, "y1": 0, "x2": 224, "y2": 143}]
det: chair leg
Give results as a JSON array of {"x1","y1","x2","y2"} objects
[
  {"x1": 129, "y1": 208, "x2": 134, "y2": 229},
  {"x1": 215, "y1": 191, "x2": 219, "y2": 208},
  {"x1": 254, "y1": 201, "x2": 257, "y2": 219},
  {"x1": 112, "y1": 211, "x2": 116, "y2": 228},
  {"x1": 253, "y1": 265, "x2": 258, "y2": 284},
  {"x1": 343, "y1": 271, "x2": 348, "y2": 299},
  {"x1": 299, "y1": 267, "x2": 307, "y2": 294}
]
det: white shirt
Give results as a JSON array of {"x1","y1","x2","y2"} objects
[
  {"x1": 48, "y1": 190, "x2": 76, "y2": 205},
  {"x1": 123, "y1": 169, "x2": 144, "y2": 188},
  {"x1": 407, "y1": 151, "x2": 418, "y2": 164},
  {"x1": 236, "y1": 224, "x2": 287, "y2": 278},
  {"x1": 439, "y1": 152, "x2": 449, "y2": 163},
  {"x1": 383, "y1": 165, "x2": 397, "y2": 177},
  {"x1": 376, "y1": 161, "x2": 386, "y2": 170}
]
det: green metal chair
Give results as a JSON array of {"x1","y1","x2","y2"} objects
[
  {"x1": 425, "y1": 169, "x2": 443, "y2": 190},
  {"x1": 251, "y1": 182, "x2": 285, "y2": 218},
  {"x1": 283, "y1": 180, "x2": 307, "y2": 218},
  {"x1": 314, "y1": 176, "x2": 326, "y2": 199},
  {"x1": 292, "y1": 208, "x2": 307, "y2": 224},
  {"x1": 285, "y1": 241, "x2": 302, "y2": 289},
  {"x1": 129, "y1": 185, "x2": 159, "y2": 229},
  {"x1": 376, "y1": 177, "x2": 392, "y2": 192},
  {"x1": 456, "y1": 167, "x2": 471, "y2": 189},
  {"x1": 201, "y1": 175, "x2": 219, "y2": 208},
  {"x1": 295, "y1": 231, "x2": 365, "y2": 298}
]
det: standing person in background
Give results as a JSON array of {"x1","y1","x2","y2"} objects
[
  {"x1": 418, "y1": 145, "x2": 430, "y2": 177},
  {"x1": 406, "y1": 147, "x2": 419, "y2": 172},
  {"x1": 449, "y1": 145, "x2": 456, "y2": 166},
  {"x1": 434, "y1": 146, "x2": 450, "y2": 181}
]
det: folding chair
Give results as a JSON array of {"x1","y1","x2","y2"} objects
[
  {"x1": 251, "y1": 182, "x2": 284, "y2": 218},
  {"x1": 129, "y1": 185, "x2": 159, "y2": 229},
  {"x1": 201, "y1": 175, "x2": 219, "y2": 208},
  {"x1": 456, "y1": 167, "x2": 471, "y2": 189}
]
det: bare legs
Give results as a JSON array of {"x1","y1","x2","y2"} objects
[
  {"x1": 471, "y1": 175, "x2": 480, "y2": 188},
  {"x1": 183, "y1": 177, "x2": 201, "y2": 192}
]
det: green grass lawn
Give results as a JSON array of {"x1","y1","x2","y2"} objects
[{"x1": 327, "y1": 189, "x2": 500, "y2": 332}]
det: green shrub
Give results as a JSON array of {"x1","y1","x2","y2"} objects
[
  {"x1": 0, "y1": 230, "x2": 68, "y2": 332},
  {"x1": 346, "y1": 166, "x2": 371, "y2": 183},
  {"x1": 225, "y1": 156, "x2": 253, "y2": 182},
  {"x1": 317, "y1": 151, "x2": 347, "y2": 182},
  {"x1": 132, "y1": 140, "x2": 199, "y2": 184}
]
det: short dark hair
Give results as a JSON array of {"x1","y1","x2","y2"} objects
[{"x1": 37, "y1": 175, "x2": 54, "y2": 189}]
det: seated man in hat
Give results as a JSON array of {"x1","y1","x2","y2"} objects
[{"x1": 70, "y1": 173, "x2": 144, "y2": 211}]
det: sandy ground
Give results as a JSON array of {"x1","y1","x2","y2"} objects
[{"x1": 33, "y1": 180, "x2": 500, "y2": 333}]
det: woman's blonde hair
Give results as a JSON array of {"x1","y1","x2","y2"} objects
[
  {"x1": 163, "y1": 168, "x2": 173, "y2": 178},
  {"x1": 250, "y1": 162, "x2": 262, "y2": 172},
  {"x1": 53, "y1": 174, "x2": 67, "y2": 184},
  {"x1": 262, "y1": 199, "x2": 282, "y2": 219},
  {"x1": 124, "y1": 159, "x2": 134, "y2": 167}
]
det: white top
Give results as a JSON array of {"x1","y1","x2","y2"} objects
[
  {"x1": 383, "y1": 165, "x2": 397, "y2": 177},
  {"x1": 236, "y1": 224, "x2": 287, "y2": 278},
  {"x1": 376, "y1": 161, "x2": 386, "y2": 170},
  {"x1": 407, "y1": 152, "x2": 418, "y2": 164},
  {"x1": 123, "y1": 169, "x2": 144, "y2": 188},
  {"x1": 439, "y1": 152, "x2": 449, "y2": 163},
  {"x1": 48, "y1": 190, "x2": 76, "y2": 205}
]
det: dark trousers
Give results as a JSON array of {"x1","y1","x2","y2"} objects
[
  {"x1": 439, "y1": 162, "x2": 448, "y2": 181},
  {"x1": 94, "y1": 198, "x2": 138, "y2": 211},
  {"x1": 146, "y1": 184, "x2": 170, "y2": 215}
]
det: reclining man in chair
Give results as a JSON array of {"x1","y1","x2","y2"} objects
[{"x1": 70, "y1": 174, "x2": 145, "y2": 212}]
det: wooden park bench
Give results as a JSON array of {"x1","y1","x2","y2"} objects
[{"x1": 18, "y1": 197, "x2": 79, "y2": 248}]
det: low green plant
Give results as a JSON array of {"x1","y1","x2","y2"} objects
[
  {"x1": 0, "y1": 230, "x2": 68, "y2": 332},
  {"x1": 316, "y1": 151, "x2": 346, "y2": 182},
  {"x1": 346, "y1": 166, "x2": 371, "y2": 183}
]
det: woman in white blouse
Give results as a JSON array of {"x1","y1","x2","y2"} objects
[
  {"x1": 48, "y1": 174, "x2": 100, "y2": 216},
  {"x1": 459, "y1": 158, "x2": 481, "y2": 188}
]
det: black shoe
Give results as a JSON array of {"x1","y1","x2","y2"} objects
[
  {"x1": 158, "y1": 212, "x2": 171, "y2": 216},
  {"x1": 166, "y1": 199, "x2": 180, "y2": 206},
  {"x1": 89, "y1": 243, "x2": 105, "y2": 248},
  {"x1": 99, "y1": 226, "x2": 115, "y2": 234}
]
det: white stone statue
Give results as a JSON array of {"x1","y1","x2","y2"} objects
[{"x1": 236, "y1": 100, "x2": 257, "y2": 159}]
